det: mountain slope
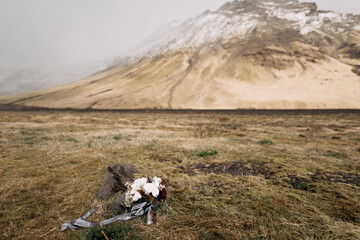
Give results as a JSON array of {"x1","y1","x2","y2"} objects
[{"x1": 1, "y1": 0, "x2": 360, "y2": 109}]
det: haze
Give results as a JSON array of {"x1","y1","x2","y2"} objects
[
  {"x1": 0, "y1": 0, "x2": 232, "y2": 68},
  {"x1": 0, "y1": 0, "x2": 359, "y2": 68}
]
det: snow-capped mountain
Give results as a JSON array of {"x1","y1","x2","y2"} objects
[
  {"x1": 132, "y1": 0, "x2": 360, "y2": 59},
  {"x1": 1, "y1": 0, "x2": 360, "y2": 110}
]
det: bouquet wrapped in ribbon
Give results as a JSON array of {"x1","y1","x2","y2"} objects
[
  {"x1": 125, "y1": 177, "x2": 168, "y2": 225},
  {"x1": 61, "y1": 177, "x2": 168, "y2": 231}
]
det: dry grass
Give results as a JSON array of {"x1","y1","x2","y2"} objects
[{"x1": 0, "y1": 111, "x2": 359, "y2": 239}]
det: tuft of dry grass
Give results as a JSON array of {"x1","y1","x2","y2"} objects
[{"x1": 0, "y1": 111, "x2": 359, "y2": 239}]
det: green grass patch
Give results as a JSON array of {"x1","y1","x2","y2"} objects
[
  {"x1": 113, "y1": 135, "x2": 122, "y2": 140},
  {"x1": 66, "y1": 137, "x2": 79, "y2": 143},
  {"x1": 299, "y1": 182, "x2": 309, "y2": 191},
  {"x1": 199, "y1": 150, "x2": 218, "y2": 157},
  {"x1": 24, "y1": 136, "x2": 35, "y2": 141},
  {"x1": 325, "y1": 151, "x2": 341, "y2": 158},
  {"x1": 258, "y1": 139, "x2": 274, "y2": 145}
]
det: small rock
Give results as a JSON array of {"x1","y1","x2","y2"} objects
[
  {"x1": 98, "y1": 163, "x2": 138, "y2": 200},
  {"x1": 193, "y1": 163, "x2": 204, "y2": 168}
]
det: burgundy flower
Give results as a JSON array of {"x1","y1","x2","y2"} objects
[{"x1": 157, "y1": 188, "x2": 167, "y2": 201}]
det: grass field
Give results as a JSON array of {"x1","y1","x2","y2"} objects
[{"x1": 0, "y1": 110, "x2": 359, "y2": 239}]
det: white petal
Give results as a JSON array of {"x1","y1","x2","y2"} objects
[
  {"x1": 132, "y1": 192, "x2": 142, "y2": 201},
  {"x1": 152, "y1": 187, "x2": 160, "y2": 197},
  {"x1": 143, "y1": 183, "x2": 155, "y2": 195},
  {"x1": 152, "y1": 177, "x2": 162, "y2": 186},
  {"x1": 131, "y1": 178, "x2": 147, "y2": 191}
]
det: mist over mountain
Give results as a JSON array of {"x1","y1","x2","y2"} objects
[
  {"x1": 0, "y1": 0, "x2": 232, "y2": 96},
  {"x1": 0, "y1": 62, "x2": 111, "y2": 96},
  {"x1": 1, "y1": 0, "x2": 360, "y2": 109}
]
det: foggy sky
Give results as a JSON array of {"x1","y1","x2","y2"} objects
[{"x1": 0, "y1": 0, "x2": 360, "y2": 68}]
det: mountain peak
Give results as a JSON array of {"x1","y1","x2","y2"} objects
[
  {"x1": 131, "y1": 0, "x2": 358, "y2": 60},
  {"x1": 218, "y1": 0, "x2": 307, "y2": 13}
]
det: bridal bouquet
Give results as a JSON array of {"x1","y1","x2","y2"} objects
[
  {"x1": 62, "y1": 176, "x2": 168, "y2": 231},
  {"x1": 125, "y1": 177, "x2": 168, "y2": 207}
]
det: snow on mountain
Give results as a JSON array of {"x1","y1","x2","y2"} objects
[{"x1": 132, "y1": 0, "x2": 360, "y2": 59}]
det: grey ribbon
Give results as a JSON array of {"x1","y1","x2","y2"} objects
[{"x1": 61, "y1": 202, "x2": 154, "y2": 231}]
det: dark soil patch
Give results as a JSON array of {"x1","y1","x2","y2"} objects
[
  {"x1": 182, "y1": 161, "x2": 360, "y2": 189},
  {"x1": 310, "y1": 172, "x2": 360, "y2": 186},
  {"x1": 2, "y1": 104, "x2": 360, "y2": 115},
  {"x1": 289, "y1": 172, "x2": 360, "y2": 189},
  {"x1": 185, "y1": 161, "x2": 273, "y2": 179},
  {"x1": 288, "y1": 175, "x2": 313, "y2": 191}
]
